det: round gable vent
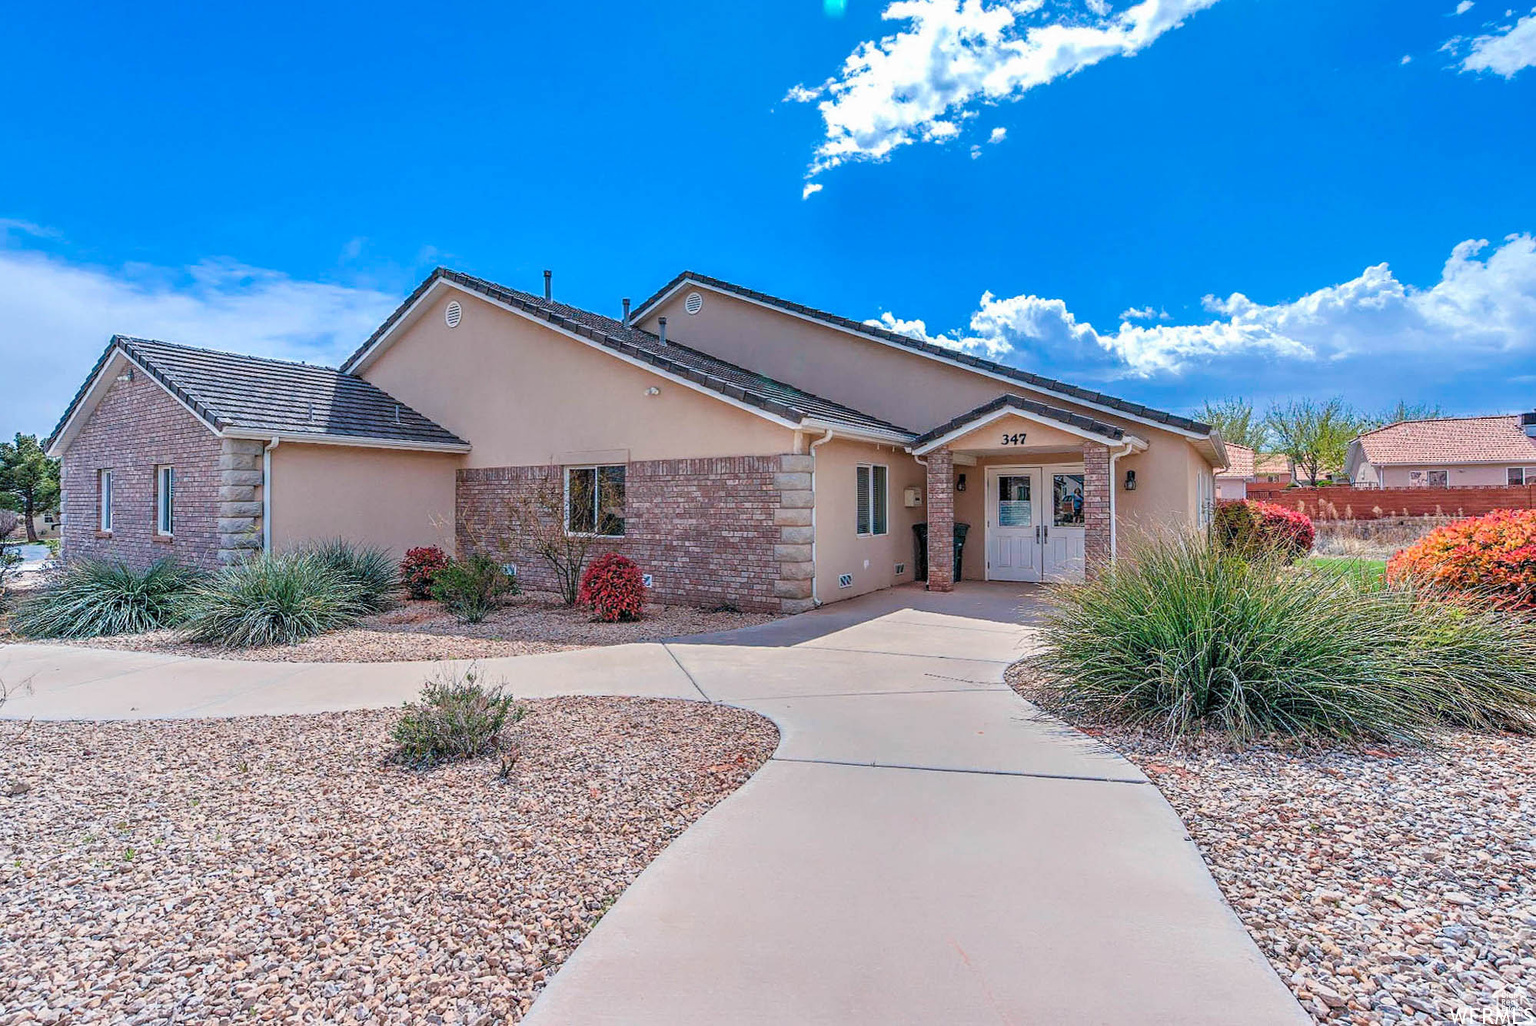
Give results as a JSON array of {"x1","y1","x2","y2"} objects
[
  {"x1": 444, "y1": 300, "x2": 463, "y2": 328},
  {"x1": 684, "y1": 291, "x2": 704, "y2": 315}
]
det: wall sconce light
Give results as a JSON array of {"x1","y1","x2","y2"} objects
[
  {"x1": 116, "y1": 368, "x2": 134, "y2": 383},
  {"x1": 1124, "y1": 469, "x2": 1137, "y2": 491},
  {"x1": 955, "y1": 472, "x2": 967, "y2": 492}
]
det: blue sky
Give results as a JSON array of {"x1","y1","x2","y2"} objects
[{"x1": 3, "y1": 0, "x2": 1535, "y2": 440}]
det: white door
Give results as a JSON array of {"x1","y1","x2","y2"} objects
[
  {"x1": 985, "y1": 467, "x2": 1042, "y2": 582},
  {"x1": 1042, "y1": 469, "x2": 1087, "y2": 582}
]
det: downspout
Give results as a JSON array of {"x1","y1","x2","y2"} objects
[
  {"x1": 1107, "y1": 441, "x2": 1137, "y2": 562},
  {"x1": 807, "y1": 429, "x2": 836, "y2": 606},
  {"x1": 262, "y1": 437, "x2": 280, "y2": 554}
]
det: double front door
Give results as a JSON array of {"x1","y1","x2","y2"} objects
[{"x1": 984, "y1": 466, "x2": 1087, "y2": 583}]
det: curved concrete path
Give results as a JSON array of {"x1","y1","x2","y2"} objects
[{"x1": 0, "y1": 584, "x2": 1308, "y2": 1025}]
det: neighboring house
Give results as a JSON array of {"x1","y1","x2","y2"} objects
[
  {"x1": 1216, "y1": 445, "x2": 1295, "y2": 499},
  {"x1": 46, "y1": 268, "x2": 1229, "y2": 612},
  {"x1": 1345, "y1": 415, "x2": 1536, "y2": 488}
]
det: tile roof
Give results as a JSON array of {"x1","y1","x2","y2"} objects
[
  {"x1": 345, "y1": 268, "x2": 915, "y2": 441},
  {"x1": 1356, "y1": 416, "x2": 1536, "y2": 466},
  {"x1": 632, "y1": 271, "x2": 1214, "y2": 437},
  {"x1": 1255, "y1": 452, "x2": 1292, "y2": 476},
  {"x1": 1217, "y1": 443, "x2": 1256, "y2": 478},
  {"x1": 910, "y1": 394, "x2": 1127, "y2": 449},
  {"x1": 48, "y1": 336, "x2": 468, "y2": 451}
]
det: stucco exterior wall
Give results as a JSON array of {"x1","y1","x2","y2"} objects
[
  {"x1": 59, "y1": 371, "x2": 223, "y2": 569},
  {"x1": 360, "y1": 291, "x2": 797, "y2": 468},
  {"x1": 1376, "y1": 463, "x2": 1534, "y2": 487},
  {"x1": 268, "y1": 443, "x2": 459, "y2": 557},
  {"x1": 811, "y1": 439, "x2": 925, "y2": 601}
]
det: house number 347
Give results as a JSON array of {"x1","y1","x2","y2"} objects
[{"x1": 1000, "y1": 432, "x2": 1027, "y2": 445}]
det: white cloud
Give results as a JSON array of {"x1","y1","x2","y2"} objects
[
  {"x1": 988, "y1": 126, "x2": 1008, "y2": 143},
  {"x1": 789, "y1": 0, "x2": 1221, "y2": 188},
  {"x1": 802, "y1": 181, "x2": 825, "y2": 199},
  {"x1": 1455, "y1": 0, "x2": 1475, "y2": 14},
  {"x1": 0, "y1": 243, "x2": 399, "y2": 438},
  {"x1": 872, "y1": 234, "x2": 1536, "y2": 381},
  {"x1": 1119, "y1": 304, "x2": 1170, "y2": 321},
  {"x1": 1447, "y1": 7, "x2": 1536, "y2": 75},
  {"x1": 1401, "y1": 53, "x2": 1414, "y2": 63},
  {"x1": 783, "y1": 83, "x2": 822, "y2": 103}
]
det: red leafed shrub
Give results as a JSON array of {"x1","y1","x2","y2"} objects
[
  {"x1": 578, "y1": 553, "x2": 647, "y2": 622},
  {"x1": 1387, "y1": 508, "x2": 1536, "y2": 607},
  {"x1": 1213, "y1": 500, "x2": 1315, "y2": 562},
  {"x1": 400, "y1": 546, "x2": 450, "y2": 600}
]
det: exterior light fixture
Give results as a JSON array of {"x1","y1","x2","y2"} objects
[
  {"x1": 645, "y1": 386, "x2": 660, "y2": 396},
  {"x1": 116, "y1": 368, "x2": 134, "y2": 383},
  {"x1": 956, "y1": 473, "x2": 967, "y2": 492},
  {"x1": 1124, "y1": 469, "x2": 1137, "y2": 491}
]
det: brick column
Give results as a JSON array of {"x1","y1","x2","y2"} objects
[
  {"x1": 217, "y1": 438, "x2": 266, "y2": 564},
  {"x1": 773, "y1": 453, "x2": 817, "y2": 614},
  {"x1": 1082, "y1": 441, "x2": 1112, "y2": 576},
  {"x1": 926, "y1": 447, "x2": 955, "y2": 592}
]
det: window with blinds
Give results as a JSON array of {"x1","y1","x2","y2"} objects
[{"x1": 856, "y1": 464, "x2": 888, "y2": 536}]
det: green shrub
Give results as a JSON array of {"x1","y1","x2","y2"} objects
[
  {"x1": 389, "y1": 668, "x2": 525, "y2": 768},
  {"x1": 1038, "y1": 533, "x2": 1536, "y2": 743},
  {"x1": 430, "y1": 555, "x2": 517, "y2": 623},
  {"x1": 10, "y1": 558, "x2": 201, "y2": 638},
  {"x1": 300, "y1": 537, "x2": 398, "y2": 612},
  {"x1": 177, "y1": 553, "x2": 366, "y2": 647}
]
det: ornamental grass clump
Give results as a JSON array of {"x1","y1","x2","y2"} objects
[
  {"x1": 300, "y1": 537, "x2": 399, "y2": 612},
  {"x1": 1038, "y1": 532, "x2": 1536, "y2": 744},
  {"x1": 10, "y1": 558, "x2": 201, "y2": 638},
  {"x1": 176, "y1": 552, "x2": 366, "y2": 647},
  {"x1": 389, "y1": 667, "x2": 525, "y2": 768}
]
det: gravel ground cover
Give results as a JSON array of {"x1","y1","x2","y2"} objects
[
  {"x1": 0, "y1": 697, "x2": 778, "y2": 1024},
  {"x1": 5, "y1": 594, "x2": 778, "y2": 662},
  {"x1": 1010, "y1": 662, "x2": 1536, "y2": 1025}
]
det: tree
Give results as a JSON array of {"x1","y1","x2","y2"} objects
[
  {"x1": 1194, "y1": 397, "x2": 1269, "y2": 450},
  {"x1": 0, "y1": 434, "x2": 61, "y2": 544},
  {"x1": 1264, "y1": 398, "x2": 1368, "y2": 486},
  {"x1": 1374, "y1": 400, "x2": 1447, "y2": 428}
]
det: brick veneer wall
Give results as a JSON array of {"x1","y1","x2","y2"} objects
[
  {"x1": 1081, "y1": 441, "x2": 1112, "y2": 574},
  {"x1": 924, "y1": 447, "x2": 955, "y2": 592},
  {"x1": 60, "y1": 373, "x2": 225, "y2": 569},
  {"x1": 455, "y1": 454, "x2": 816, "y2": 614}
]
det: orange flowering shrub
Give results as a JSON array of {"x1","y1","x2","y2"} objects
[{"x1": 1386, "y1": 508, "x2": 1536, "y2": 607}]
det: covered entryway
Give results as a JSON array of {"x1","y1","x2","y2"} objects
[{"x1": 909, "y1": 395, "x2": 1147, "y2": 591}]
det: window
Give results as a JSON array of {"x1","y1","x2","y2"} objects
[
  {"x1": 566, "y1": 465, "x2": 625, "y2": 536},
  {"x1": 1052, "y1": 474, "x2": 1085, "y2": 526},
  {"x1": 855, "y1": 464, "x2": 888, "y2": 536},
  {"x1": 1427, "y1": 470, "x2": 1448, "y2": 488},
  {"x1": 155, "y1": 466, "x2": 175, "y2": 536},
  {"x1": 98, "y1": 469, "x2": 113, "y2": 532},
  {"x1": 1509, "y1": 468, "x2": 1536, "y2": 486}
]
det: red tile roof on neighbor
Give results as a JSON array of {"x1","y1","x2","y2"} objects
[
  {"x1": 1255, "y1": 452, "x2": 1291, "y2": 476},
  {"x1": 1356, "y1": 415, "x2": 1536, "y2": 466},
  {"x1": 1218, "y1": 443, "x2": 1256, "y2": 478}
]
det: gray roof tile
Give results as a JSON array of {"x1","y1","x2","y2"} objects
[{"x1": 911, "y1": 394, "x2": 1127, "y2": 448}]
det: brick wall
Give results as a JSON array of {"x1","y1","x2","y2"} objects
[
  {"x1": 1081, "y1": 441, "x2": 1111, "y2": 573},
  {"x1": 61, "y1": 373, "x2": 224, "y2": 568},
  {"x1": 1246, "y1": 484, "x2": 1536, "y2": 521},
  {"x1": 456, "y1": 455, "x2": 814, "y2": 613},
  {"x1": 924, "y1": 448, "x2": 955, "y2": 592}
]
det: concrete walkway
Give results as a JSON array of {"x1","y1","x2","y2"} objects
[{"x1": 0, "y1": 584, "x2": 1308, "y2": 1025}]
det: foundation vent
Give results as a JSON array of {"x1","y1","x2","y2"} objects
[
  {"x1": 444, "y1": 300, "x2": 462, "y2": 328},
  {"x1": 642, "y1": 573, "x2": 654, "y2": 588},
  {"x1": 838, "y1": 573, "x2": 853, "y2": 589},
  {"x1": 685, "y1": 291, "x2": 704, "y2": 315},
  {"x1": 894, "y1": 562, "x2": 906, "y2": 575}
]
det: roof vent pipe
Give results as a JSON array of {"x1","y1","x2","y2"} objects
[
  {"x1": 543, "y1": 269, "x2": 552, "y2": 301},
  {"x1": 622, "y1": 297, "x2": 631, "y2": 327},
  {"x1": 658, "y1": 316, "x2": 667, "y2": 345}
]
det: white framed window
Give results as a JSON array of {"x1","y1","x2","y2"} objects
[
  {"x1": 855, "y1": 464, "x2": 888, "y2": 536},
  {"x1": 1508, "y1": 467, "x2": 1536, "y2": 486},
  {"x1": 1196, "y1": 469, "x2": 1214, "y2": 527},
  {"x1": 98, "y1": 469, "x2": 113, "y2": 532},
  {"x1": 1427, "y1": 470, "x2": 1448, "y2": 488},
  {"x1": 155, "y1": 465, "x2": 175, "y2": 536},
  {"x1": 565, "y1": 465, "x2": 626, "y2": 536}
]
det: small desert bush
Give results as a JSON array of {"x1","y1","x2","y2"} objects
[
  {"x1": 177, "y1": 552, "x2": 366, "y2": 647},
  {"x1": 300, "y1": 538, "x2": 398, "y2": 612},
  {"x1": 389, "y1": 668, "x2": 524, "y2": 768},
  {"x1": 1213, "y1": 499, "x2": 1314, "y2": 562},
  {"x1": 1387, "y1": 508, "x2": 1536, "y2": 608},
  {"x1": 1038, "y1": 533, "x2": 1536, "y2": 743},
  {"x1": 431, "y1": 554, "x2": 517, "y2": 623},
  {"x1": 10, "y1": 558, "x2": 201, "y2": 639},
  {"x1": 400, "y1": 545, "x2": 449, "y2": 600},
  {"x1": 578, "y1": 552, "x2": 646, "y2": 622}
]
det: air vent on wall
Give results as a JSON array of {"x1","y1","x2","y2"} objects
[
  {"x1": 444, "y1": 300, "x2": 463, "y2": 328},
  {"x1": 895, "y1": 562, "x2": 906, "y2": 575},
  {"x1": 684, "y1": 291, "x2": 704, "y2": 315},
  {"x1": 838, "y1": 573, "x2": 853, "y2": 589}
]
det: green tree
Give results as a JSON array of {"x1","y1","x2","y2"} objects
[
  {"x1": 1264, "y1": 398, "x2": 1368, "y2": 487},
  {"x1": 0, "y1": 434, "x2": 61, "y2": 544},
  {"x1": 1194, "y1": 397, "x2": 1269, "y2": 450},
  {"x1": 1374, "y1": 400, "x2": 1447, "y2": 428}
]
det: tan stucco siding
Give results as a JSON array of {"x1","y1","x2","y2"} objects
[
  {"x1": 645, "y1": 289, "x2": 1213, "y2": 463},
  {"x1": 361, "y1": 291, "x2": 797, "y2": 467},
  {"x1": 1116, "y1": 439, "x2": 1206, "y2": 538},
  {"x1": 1376, "y1": 463, "x2": 1532, "y2": 487},
  {"x1": 268, "y1": 443, "x2": 458, "y2": 557},
  {"x1": 812, "y1": 439, "x2": 925, "y2": 601}
]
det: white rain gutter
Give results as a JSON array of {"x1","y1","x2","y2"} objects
[
  {"x1": 262, "y1": 437, "x2": 280, "y2": 553},
  {"x1": 1106, "y1": 439, "x2": 1143, "y2": 561},
  {"x1": 807, "y1": 429, "x2": 836, "y2": 606}
]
